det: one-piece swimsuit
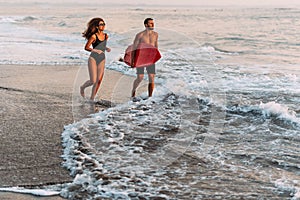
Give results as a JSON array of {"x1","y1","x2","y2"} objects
[{"x1": 90, "y1": 33, "x2": 107, "y2": 65}]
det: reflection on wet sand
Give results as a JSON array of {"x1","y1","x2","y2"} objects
[{"x1": 72, "y1": 99, "x2": 114, "y2": 121}]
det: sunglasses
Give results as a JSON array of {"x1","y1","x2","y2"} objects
[{"x1": 98, "y1": 23, "x2": 106, "y2": 26}]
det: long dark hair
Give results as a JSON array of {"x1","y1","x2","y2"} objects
[{"x1": 82, "y1": 17, "x2": 105, "y2": 39}]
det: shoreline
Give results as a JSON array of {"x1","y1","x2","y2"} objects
[
  {"x1": 0, "y1": 64, "x2": 143, "y2": 199},
  {"x1": 0, "y1": 192, "x2": 64, "y2": 200}
]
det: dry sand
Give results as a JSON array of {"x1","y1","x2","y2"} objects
[{"x1": 0, "y1": 65, "x2": 145, "y2": 199}]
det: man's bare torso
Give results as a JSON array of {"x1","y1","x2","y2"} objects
[{"x1": 135, "y1": 30, "x2": 158, "y2": 47}]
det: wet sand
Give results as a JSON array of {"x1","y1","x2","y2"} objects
[{"x1": 0, "y1": 65, "x2": 143, "y2": 199}]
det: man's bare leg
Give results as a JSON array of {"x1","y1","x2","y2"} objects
[
  {"x1": 131, "y1": 74, "x2": 144, "y2": 97},
  {"x1": 148, "y1": 73, "x2": 155, "y2": 97},
  {"x1": 148, "y1": 83, "x2": 154, "y2": 97}
]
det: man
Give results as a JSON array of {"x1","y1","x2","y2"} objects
[{"x1": 131, "y1": 18, "x2": 158, "y2": 98}]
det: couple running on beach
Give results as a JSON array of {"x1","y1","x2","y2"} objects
[{"x1": 80, "y1": 17, "x2": 158, "y2": 101}]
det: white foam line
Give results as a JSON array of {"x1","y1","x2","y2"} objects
[{"x1": 0, "y1": 187, "x2": 60, "y2": 196}]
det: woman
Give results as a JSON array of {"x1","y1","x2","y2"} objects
[{"x1": 80, "y1": 17, "x2": 111, "y2": 101}]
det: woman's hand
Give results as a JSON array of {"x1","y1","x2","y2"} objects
[{"x1": 106, "y1": 47, "x2": 111, "y2": 52}]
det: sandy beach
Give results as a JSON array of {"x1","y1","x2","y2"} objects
[{"x1": 0, "y1": 64, "x2": 142, "y2": 199}]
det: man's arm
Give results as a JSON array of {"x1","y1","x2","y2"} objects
[
  {"x1": 131, "y1": 33, "x2": 140, "y2": 67},
  {"x1": 155, "y1": 33, "x2": 158, "y2": 48}
]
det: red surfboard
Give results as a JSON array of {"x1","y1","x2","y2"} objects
[{"x1": 124, "y1": 43, "x2": 161, "y2": 68}]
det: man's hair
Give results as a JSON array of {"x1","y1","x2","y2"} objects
[{"x1": 144, "y1": 18, "x2": 153, "y2": 25}]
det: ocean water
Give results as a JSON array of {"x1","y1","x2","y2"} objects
[{"x1": 1, "y1": 1, "x2": 299, "y2": 199}]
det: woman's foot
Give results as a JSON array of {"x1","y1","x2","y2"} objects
[{"x1": 80, "y1": 86, "x2": 85, "y2": 97}]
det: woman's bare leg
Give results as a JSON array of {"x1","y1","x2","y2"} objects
[
  {"x1": 80, "y1": 58, "x2": 97, "y2": 98},
  {"x1": 90, "y1": 59, "x2": 105, "y2": 100},
  {"x1": 95, "y1": 60, "x2": 105, "y2": 96}
]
